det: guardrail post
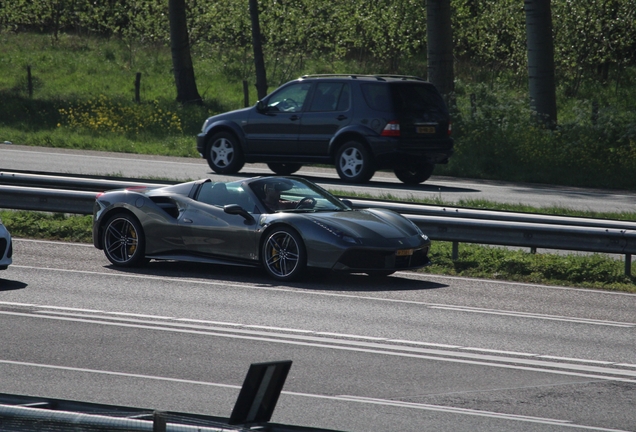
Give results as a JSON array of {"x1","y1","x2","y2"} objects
[
  {"x1": 153, "y1": 410, "x2": 166, "y2": 432},
  {"x1": 626, "y1": 254, "x2": 632, "y2": 277},
  {"x1": 452, "y1": 241, "x2": 459, "y2": 260}
]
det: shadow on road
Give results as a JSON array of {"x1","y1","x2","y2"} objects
[
  {"x1": 0, "y1": 279, "x2": 28, "y2": 291},
  {"x1": 105, "y1": 261, "x2": 448, "y2": 292}
]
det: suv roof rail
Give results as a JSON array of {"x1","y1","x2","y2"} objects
[{"x1": 300, "y1": 74, "x2": 427, "y2": 82}]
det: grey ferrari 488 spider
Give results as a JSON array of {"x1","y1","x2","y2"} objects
[{"x1": 93, "y1": 176, "x2": 431, "y2": 281}]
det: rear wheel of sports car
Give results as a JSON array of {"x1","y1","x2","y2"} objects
[
  {"x1": 267, "y1": 163, "x2": 302, "y2": 175},
  {"x1": 262, "y1": 227, "x2": 306, "y2": 281},
  {"x1": 394, "y1": 163, "x2": 435, "y2": 184},
  {"x1": 102, "y1": 213, "x2": 147, "y2": 267},
  {"x1": 335, "y1": 141, "x2": 375, "y2": 183},
  {"x1": 206, "y1": 132, "x2": 245, "y2": 174}
]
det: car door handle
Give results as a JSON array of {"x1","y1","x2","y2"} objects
[
  {"x1": 337, "y1": 115, "x2": 348, "y2": 121},
  {"x1": 183, "y1": 218, "x2": 193, "y2": 223}
]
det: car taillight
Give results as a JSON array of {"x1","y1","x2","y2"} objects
[{"x1": 381, "y1": 121, "x2": 400, "y2": 137}]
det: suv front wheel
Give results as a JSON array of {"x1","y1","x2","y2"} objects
[
  {"x1": 335, "y1": 141, "x2": 375, "y2": 183},
  {"x1": 394, "y1": 163, "x2": 435, "y2": 184},
  {"x1": 206, "y1": 132, "x2": 245, "y2": 174}
]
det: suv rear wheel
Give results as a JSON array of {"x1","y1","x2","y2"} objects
[
  {"x1": 206, "y1": 132, "x2": 245, "y2": 174},
  {"x1": 336, "y1": 141, "x2": 375, "y2": 183},
  {"x1": 394, "y1": 163, "x2": 435, "y2": 184},
  {"x1": 267, "y1": 163, "x2": 302, "y2": 175}
]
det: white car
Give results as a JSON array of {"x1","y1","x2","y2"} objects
[{"x1": 0, "y1": 218, "x2": 12, "y2": 270}]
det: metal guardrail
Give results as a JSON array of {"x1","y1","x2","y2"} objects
[{"x1": 0, "y1": 170, "x2": 634, "y2": 275}]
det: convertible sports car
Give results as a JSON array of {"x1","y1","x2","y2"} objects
[
  {"x1": 92, "y1": 176, "x2": 431, "y2": 280},
  {"x1": 0, "y1": 218, "x2": 12, "y2": 271}
]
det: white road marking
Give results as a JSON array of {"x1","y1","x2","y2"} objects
[
  {"x1": 9, "y1": 264, "x2": 636, "y2": 329},
  {"x1": 1, "y1": 306, "x2": 635, "y2": 380}
]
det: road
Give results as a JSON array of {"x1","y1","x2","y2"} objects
[
  {"x1": 1, "y1": 239, "x2": 635, "y2": 431},
  {"x1": 2, "y1": 143, "x2": 636, "y2": 213}
]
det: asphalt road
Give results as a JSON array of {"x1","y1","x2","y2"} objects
[
  {"x1": 1, "y1": 239, "x2": 635, "y2": 431},
  {"x1": 2, "y1": 143, "x2": 636, "y2": 213}
]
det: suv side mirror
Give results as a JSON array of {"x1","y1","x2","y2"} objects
[{"x1": 256, "y1": 100, "x2": 267, "y2": 112}]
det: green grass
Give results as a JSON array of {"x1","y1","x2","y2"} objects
[
  {"x1": 1, "y1": 211, "x2": 93, "y2": 243},
  {"x1": 2, "y1": 32, "x2": 636, "y2": 189}
]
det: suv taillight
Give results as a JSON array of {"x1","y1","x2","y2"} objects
[{"x1": 381, "y1": 121, "x2": 400, "y2": 137}]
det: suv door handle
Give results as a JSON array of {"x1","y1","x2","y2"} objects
[
  {"x1": 289, "y1": 115, "x2": 299, "y2": 121},
  {"x1": 337, "y1": 115, "x2": 348, "y2": 121}
]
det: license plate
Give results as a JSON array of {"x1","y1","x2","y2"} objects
[
  {"x1": 416, "y1": 126, "x2": 435, "y2": 134},
  {"x1": 396, "y1": 249, "x2": 414, "y2": 256}
]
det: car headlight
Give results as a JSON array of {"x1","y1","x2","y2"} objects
[
  {"x1": 201, "y1": 118, "x2": 212, "y2": 132},
  {"x1": 312, "y1": 220, "x2": 359, "y2": 244},
  {"x1": 408, "y1": 219, "x2": 428, "y2": 241}
]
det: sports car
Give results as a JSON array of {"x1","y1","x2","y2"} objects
[
  {"x1": 0, "y1": 217, "x2": 12, "y2": 271},
  {"x1": 92, "y1": 176, "x2": 431, "y2": 281}
]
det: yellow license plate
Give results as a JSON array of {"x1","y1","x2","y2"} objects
[
  {"x1": 416, "y1": 126, "x2": 435, "y2": 134},
  {"x1": 396, "y1": 249, "x2": 414, "y2": 256}
]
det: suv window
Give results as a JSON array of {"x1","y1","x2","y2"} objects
[
  {"x1": 361, "y1": 83, "x2": 392, "y2": 112},
  {"x1": 391, "y1": 83, "x2": 448, "y2": 114},
  {"x1": 309, "y1": 82, "x2": 350, "y2": 112},
  {"x1": 266, "y1": 83, "x2": 311, "y2": 113}
]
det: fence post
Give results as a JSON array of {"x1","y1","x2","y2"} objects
[
  {"x1": 452, "y1": 241, "x2": 459, "y2": 260},
  {"x1": 243, "y1": 80, "x2": 250, "y2": 107},
  {"x1": 27, "y1": 65, "x2": 33, "y2": 98},
  {"x1": 135, "y1": 72, "x2": 142, "y2": 103},
  {"x1": 153, "y1": 411, "x2": 166, "y2": 432},
  {"x1": 470, "y1": 93, "x2": 476, "y2": 118}
]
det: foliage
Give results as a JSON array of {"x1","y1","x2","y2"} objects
[
  {"x1": 3, "y1": 0, "x2": 634, "y2": 81},
  {"x1": 59, "y1": 96, "x2": 183, "y2": 136},
  {"x1": 439, "y1": 80, "x2": 636, "y2": 188},
  {"x1": 426, "y1": 242, "x2": 635, "y2": 293}
]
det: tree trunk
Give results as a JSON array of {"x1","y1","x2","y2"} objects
[
  {"x1": 249, "y1": 0, "x2": 268, "y2": 100},
  {"x1": 169, "y1": 0, "x2": 201, "y2": 104},
  {"x1": 426, "y1": 0, "x2": 454, "y2": 98},
  {"x1": 525, "y1": 0, "x2": 557, "y2": 127}
]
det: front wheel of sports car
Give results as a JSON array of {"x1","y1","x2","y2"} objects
[
  {"x1": 102, "y1": 213, "x2": 147, "y2": 267},
  {"x1": 262, "y1": 227, "x2": 306, "y2": 281}
]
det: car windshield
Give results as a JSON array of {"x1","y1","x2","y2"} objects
[{"x1": 247, "y1": 177, "x2": 350, "y2": 213}]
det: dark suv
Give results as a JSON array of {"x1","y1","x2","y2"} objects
[{"x1": 196, "y1": 74, "x2": 453, "y2": 184}]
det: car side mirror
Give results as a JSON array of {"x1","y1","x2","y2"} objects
[{"x1": 224, "y1": 204, "x2": 255, "y2": 223}]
